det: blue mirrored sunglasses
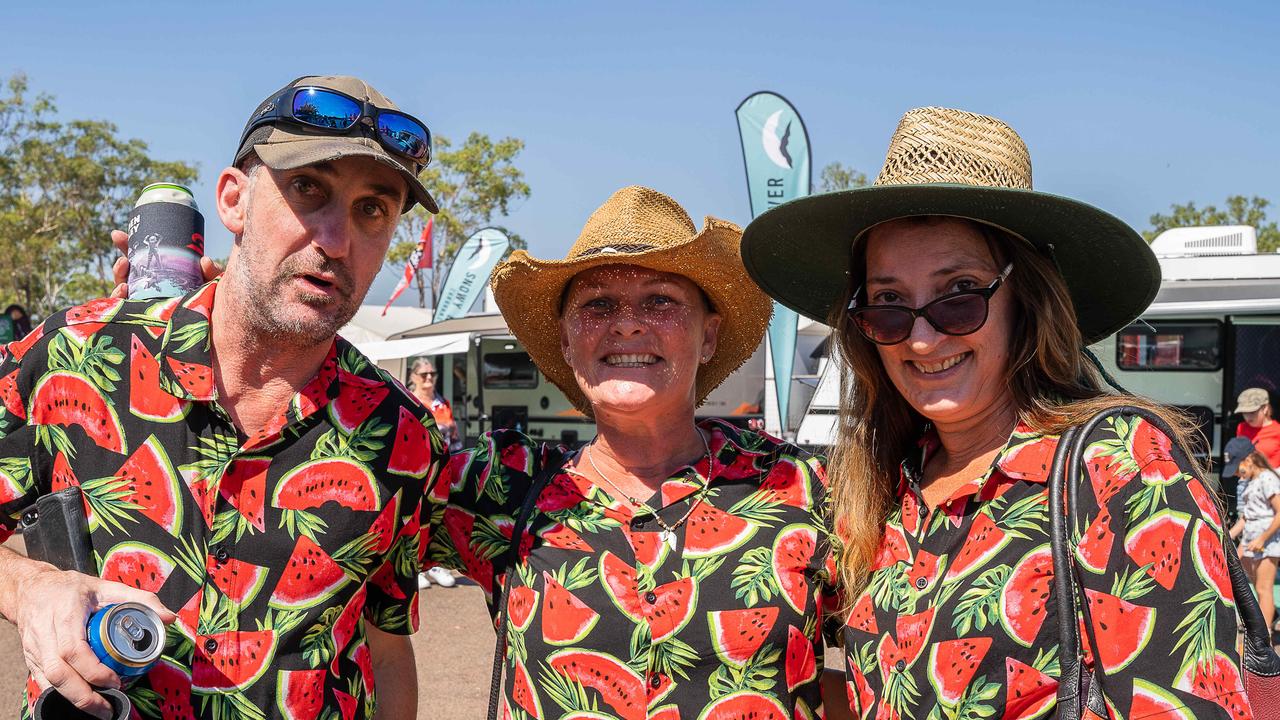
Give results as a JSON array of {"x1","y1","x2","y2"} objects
[{"x1": 241, "y1": 86, "x2": 432, "y2": 167}]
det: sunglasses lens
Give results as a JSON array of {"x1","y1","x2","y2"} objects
[
  {"x1": 377, "y1": 112, "x2": 431, "y2": 162},
  {"x1": 292, "y1": 89, "x2": 361, "y2": 130},
  {"x1": 925, "y1": 293, "x2": 988, "y2": 335},
  {"x1": 852, "y1": 308, "x2": 915, "y2": 344}
]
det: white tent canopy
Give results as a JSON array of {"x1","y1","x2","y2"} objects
[{"x1": 356, "y1": 333, "x2": 473, "y2": 362}]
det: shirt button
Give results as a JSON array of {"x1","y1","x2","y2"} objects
[
  {"x1": 649, "y1": 674, "x2": 662, "y2": 689},
  {"x1": 214, "y1": 546, "x2": 230, "y2": 563},
  {"x1": 204, "y1": 638, "x2": 218, "y2": 653},
  {"x1": 915, "y1": 576, "x2": 928, "y2": 589},
  {"x1": 895, "y1": 659, "x2": 906, "y2": 673},
  {"x1": 644, "y1": 591, "x2": 658, "y2": 604}
]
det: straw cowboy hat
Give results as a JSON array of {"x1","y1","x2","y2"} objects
[
  {"x1": 491, "y1": 185, "x2": 772, "y2": 415},
  {"x1": 740, "y1": 106, "x2": 1160, "y2": 344}
]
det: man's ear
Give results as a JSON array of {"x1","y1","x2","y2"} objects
[{"x1": 216, "y1": 166, "x2": 253, "y2": 236}]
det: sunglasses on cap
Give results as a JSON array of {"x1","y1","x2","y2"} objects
[
  {"x1": 847, "y1": 263, "x2": 1013, "y2": 345},
  {"x1": 240, "y1": 86, "x2": 432, "y2": 167}
]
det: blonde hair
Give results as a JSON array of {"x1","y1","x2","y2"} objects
[{"x1": 827, "y1": 217, "x2": 1206, "y2": 603}]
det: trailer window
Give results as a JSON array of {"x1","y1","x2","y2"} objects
[
  {"x1": 1115, "y1": 321, "x2": 1222, "y2": 371},
  {"x1": 483, "y1": 352, "x2": 538, "y2": 388}
]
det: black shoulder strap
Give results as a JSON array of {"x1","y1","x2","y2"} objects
[
  {"x1": 1052, "y1": 405, "x2": 1280, "y2": 720},
  {"x1": 486, "y1": 448, "x2": 565, "y2": 720},
  {"x1": 1048, "y1": 424, "x2": 1083, "y2": 720}
]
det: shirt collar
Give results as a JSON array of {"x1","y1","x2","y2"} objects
[
  {"x1": 898, "y1": 421, "x2": 1060, "y2": 503},
  {"x1": 155, "y1": 279, "x2": 342, "y2": 432}
]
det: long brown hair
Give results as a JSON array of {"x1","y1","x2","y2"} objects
[{"x1": 827, "y1": 217, "x2": 1205, "y2": 601}]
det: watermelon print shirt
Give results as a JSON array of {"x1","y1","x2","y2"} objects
[
  {"x1": 843, "y1": 414, "x2": 1251, "y2": 720},
  {"x1": 425, "y1": 419, "x2": 842, "y2": 720},
  {"x1": 0, "y1": 284, "x2": 443, "y2": 720}
]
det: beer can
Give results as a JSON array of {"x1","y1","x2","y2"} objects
[
  {"x1": 126, "y1": 183, "x2": 205, "y2": 299},
  {"x1": 86, "y1": 602, "x2": 164, "y2": 679}
]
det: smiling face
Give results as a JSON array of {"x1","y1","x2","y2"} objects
[
  {"x1": 559, "y1": 264, "x2": 721, "y2": 418},
  {"x1": 861, "y1": 217, "x2": 1018, "y2": 428},
  {"x1": 218, "y1": 155, "x2": 406, "y2": 345}
]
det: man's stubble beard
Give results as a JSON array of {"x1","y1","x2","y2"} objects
[{"x1": 232, "y1": 197, "x2": 366, "y2": 348}]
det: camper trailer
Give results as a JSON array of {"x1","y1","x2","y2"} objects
[
  {"x1": 353, "y1": 312, "x2": 766, "y2": 447},
  {"x1": 784, "y1": 226, "x2": 1280, "y2": 470}
]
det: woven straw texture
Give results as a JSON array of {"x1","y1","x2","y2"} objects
[
  {"x1": 491, "y1": 186, "x2": 772, "y2": 415},
  {"x1": 876, "y1": 106, "x2": 1033, "y2": 190}
]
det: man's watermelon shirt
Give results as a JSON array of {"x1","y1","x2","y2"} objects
[{"x1": 0, "y1": 282, "x2": 443, "y2": 720}]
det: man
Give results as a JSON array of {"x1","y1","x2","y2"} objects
[
  {"x1": 0, "y1": 75, "x2": 442, "y2": 720},
  {"x1": 1236, "y1": 387, "x2": 1280, "y2": 468}
]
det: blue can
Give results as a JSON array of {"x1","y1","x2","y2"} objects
[{"x1": 87, "y1": 603, "x2": 164, "y2": 679}]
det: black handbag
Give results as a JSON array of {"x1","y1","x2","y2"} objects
[
  {"x1": 1048, "y1": 405, "x2": 1280, "y2": 720},
  {"x1": 486, "y1": 449, "x2": 564, "y2": 720}
]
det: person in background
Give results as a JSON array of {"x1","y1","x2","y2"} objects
[
  {"x1": 1236, "y1": 387, "x2": 1280, "y2": 468},
  {"x1": 742, "y1": 106, "x2": 1250, "y2": 718},
  {"x1": 410, "y1": 357, "x2": 460, "y2": 589},
  {"x1": 5, "y1": 305, "x2": 32, "y2": 340},
  {"x1": 1228, "y1": 438, "x2": 1280, "y2": 636},
  {"x1": 0, "y1": 307, "x2": 14, "y2": 345}
]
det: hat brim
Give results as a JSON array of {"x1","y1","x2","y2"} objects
[
  {"x1": 491, "y1": 222, "x2": 772, "y2": 416},
  {"x1": 255, "y1": 137, "x2": 439, "y2": 214},
  {"x1": 740, "y1": 184, "x2": 1160, "y2": 345}
]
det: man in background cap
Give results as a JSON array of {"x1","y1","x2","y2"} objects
[
  {"x1": 0, "y1": 75, "x2": 441, "y2": 719},
  {"x1": 1235, "y1": 387, "x2": 1280, "y2": 468}
]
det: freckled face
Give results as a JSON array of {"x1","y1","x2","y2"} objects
[
  {"x1": 861, "y1": 218, "x2": 1017, "y2": 427},
  {"x1": 559, "y1": 265, "x2": 721, "y2": 416}
]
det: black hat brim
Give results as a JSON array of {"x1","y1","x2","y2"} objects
[{"x1": 740, "y1": 184, "x2": 1160, "y2": 345}]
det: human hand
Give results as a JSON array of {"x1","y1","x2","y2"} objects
[
  {"x1": 1246, "y1": 538, "x2": 1266, "y2": 554},
  {"x1": 13, "y1": 567, "x2": 175, "y2": 719},
  {"x1": 109, "y1": 229, "x2": 221, "y2": 299}
]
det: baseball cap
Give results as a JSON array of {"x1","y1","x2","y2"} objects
[
  {"x1": 1223, "y1": 436, "x2": 1256, "y2": 478},
  {"x1": 234, "y1": 75, "x2": 438, "y2": 213},
  {"x1": 1234, "y1": 387, "x2": 1270, "y2": 414}
]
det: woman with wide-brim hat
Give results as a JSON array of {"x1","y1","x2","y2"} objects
[
  {"x1": 426, "y1": 186, "x2": 850, "y2": 719},
  {"x1": 742, "y1": 108, "x2": 1251, "y2": 718}
]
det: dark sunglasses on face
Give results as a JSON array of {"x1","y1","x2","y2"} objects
[
  {"x1": 416, "y1": 370, "x2": 437, "y2": 378},
  {"x1": 241, "y1": 87, "x2": 432, "y2": 167},
  {"x1": 847, "y1": 263, "x2": 1014, "y2": 345}
]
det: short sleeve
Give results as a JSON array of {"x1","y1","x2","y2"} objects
[
  {"x1": 424, "y1": 429, "x2": 547, "y2": 606},
  {"x1": 1258, "y1": 472, "x2": 1280, "y2": 503},
  {"x1": 1073, "y1": 412, "x2": 1248, "y2": 719},
  {"x1": 0, "y1": 329, "x2": 48, "y2": 543},
  {"x1": 363, "y1": 411, "x2": 443, "y2": 635}
]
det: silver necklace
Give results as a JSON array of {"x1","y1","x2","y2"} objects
[{"x1": 579, "y1": 428, "x2": 712, "y2": 550}]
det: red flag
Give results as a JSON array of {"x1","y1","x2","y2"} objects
[{"x1": 382, "y1": 217, "x2": 434, "y2": 315}]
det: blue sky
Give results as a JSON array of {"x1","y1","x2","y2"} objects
[{"x1": 5, "y1": 1, "x2": 1277, "y2": 307}]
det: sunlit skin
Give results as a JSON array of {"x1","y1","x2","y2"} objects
[
  {"x1": 558, "y1": 264, "x2": 721, "y2": 501},
  {"x1": 862, "y1": 218, "x2": 1020, "y2": 506},
  {"x1": 218, "y1": 156, "x2": 406, "y2": 346},
  {"x1": 210, "y1": 156, "x2": 406, "y2": 437}
]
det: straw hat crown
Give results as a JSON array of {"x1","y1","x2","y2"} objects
[
  {"x1": 876, "y1": 106, "x2": 1033, "y2": 190},
  {"x1": 567, "y1": 186, "x2": 700, "y2": 259}
]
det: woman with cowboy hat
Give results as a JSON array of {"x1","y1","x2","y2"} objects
[
  {"x1": 426, "y1": 186, "x2": 849, "y2": 719},
  {"x1": 742, "y1": 108, "x2": 1251, "y2": 718}
]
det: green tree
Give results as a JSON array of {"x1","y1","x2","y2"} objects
[
  {"x1": 1145, "y1": 195, "x2": 1280, "y2": 253},
  {"x1": 0, "y1": 73, "x2": 198, "y2": 317},
  {"x1": 386, "y1": 132, "x2": 530, "y2": 308},
  {"x1": 818, "y1": 161, "x2": 869, "y2": 193}
]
